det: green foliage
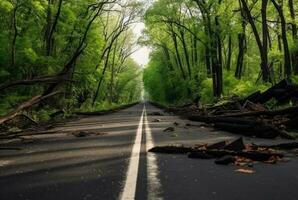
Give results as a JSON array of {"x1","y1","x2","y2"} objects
[
  {"x1": 143, "y1": 0, "x2": 298, "y2": 105},
  {"x1": 0, "y1": 0, "x2": 143, "y2": 122},
  {"x1": 199, "y1": 78, "x2": 213, "y2": 103}
]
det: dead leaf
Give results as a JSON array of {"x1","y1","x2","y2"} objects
[
  {"x1": 264, "y1": 155, "x2": 282, "y2": 164},
  {"x1": 235, "y1": 168, "x2": 255, "y2": 174}
]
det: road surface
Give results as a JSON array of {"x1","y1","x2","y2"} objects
[{"x1": 0, "y1": 103, "x2": 298, "y2": 200}]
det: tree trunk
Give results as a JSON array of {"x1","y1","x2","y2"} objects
[
  {"x1": 213, "y1": 14, "x2": 223, "y2": 98},
  {"x1": 278, "y1": 33, "x2": 283, "y2": 79},
  {"x1": 226, "y1": 35, "x2": 232, "y2": 71},
  {"x1": 0, "y1": 91, "x2": 61, "y2": 125},
  {"x1": 288, "y1": 0, "x2": 298, "y2": 74},
  {"x1": 235, "y1": 33, "x2": 245, "y2": 79},
  {"x1": 170, "y1": 28, "x2": 187, "y2": 80},
  {"x1": 44, "y1": 0, "x2": 53, "y2": 56},
  {"x1": 162, "y1": 43, "x2": 174, "y2": 71},
  {"x1": 192, "y1": 33, "x2": 198, "y2": 68},
  {"x1": 92, "y1": 46, "x2": 112, "y2": 106},
  {"x1": 45, "y1": 0, "x2": 63, "y2": 56},
  {"x1": 205, "y1": 45, "x2": 212, "y2": 76},
  {"x1": 11, "y1": 6, "x2": 18, "y2": 68},
  {"x1": 261, "y1": 0, "x2": 270, "y2": 82},
  {"x1": 240, "y1": 0, "x2": 271, "y2": 82},
  {"x1": 271, "y1": 0, "x2": 292, "y2": 77},
  {"x1": 179, "y1": 29, "x2": 192, "y2": 78}
]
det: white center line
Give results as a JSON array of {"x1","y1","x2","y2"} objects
[
  {"x1": 144, "y1": 106, "x2": 163, "y2": 200},
  {"x1": 120, "y1": 107, "x2": 144, "y2": 200}
]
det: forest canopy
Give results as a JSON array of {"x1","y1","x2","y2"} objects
[{"x1": 0, "y1": 0, "x2": 143, "y2": 121}]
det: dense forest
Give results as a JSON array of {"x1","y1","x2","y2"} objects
[
  {"x1": 143, "y1": 0, "x2": 298, "y2": 105},
  {"x1": 1, "y1": 0, "x2": 298, "y2": 125},
  {"x1": 0, "y1": 0, "x2": 143, "y2": 123}
]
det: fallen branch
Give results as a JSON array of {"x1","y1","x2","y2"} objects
[
  {"x1": 189, "y1": 149, "x2": 283, "y2": 161},
  {"x1": 0, "y1": 74, "x2": 72, "y2": 92},
  {"x1": 0, "y1": 91, "x2": 62, "y2": 125},
  {"x1": 220, "y1": 106, "x2": 298, "y2": 117},
  {"x1": 149, "y1": 146, "x2": 283, "y2": 161},
  {"x1": 188, "y1": 115, "x2": 294, "y2": 139},
  {"x1": 258, "y1": 142, "x2": 298, "y2": 150}
]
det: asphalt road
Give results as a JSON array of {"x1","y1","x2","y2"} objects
[{"x1": 0, "y1": 103, "x2": 298, "y2": 200}]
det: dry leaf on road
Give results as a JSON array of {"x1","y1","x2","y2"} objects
[{"x1": 235, "y1": 168, "x2": 255, "y2": 174}]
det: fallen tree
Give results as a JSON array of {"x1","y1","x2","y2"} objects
[
  {"x1": 188, "y1": 115, "x2": 295, "y2": 139},
  {"x1": 0, "y1": 91, "x2": 62, "y2": 125},
  {"x1": 157, "y1": 79, "x2": 298, "y2": 140}
]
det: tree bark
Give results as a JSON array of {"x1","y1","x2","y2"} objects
[
  {"x1": 240, "y1": 0, "x2": 271, "y2": 82},
  {"x1": 288, "y1": 0, "x2": 298, "y2": 74},
  {"x1": 235, "y1": 33, "x2": 245, "y2": 79},
  {"x1": 0, "y1": 91, "x2": 61, "y2": 125},
  {"x1": 44, "y1": 2, "x2": 105, "y2": 96},
  {"x1": 11, "y1": 5, "x2": 19, "y2": 68},
  {"x1": 170, "y1": 27, "x2": 187, "y2": 80},
  {"x1": 226, "y1": 35, "x2": 232, "y2": 71},
  {"x1": 271, "y1": 0, "x2": 292, "y2": 77},
  {"x1": 45, "y1": 0, "x2": 63, "y2": 56},
  {"x1": 179, "y1": 29, "x2": 192, "y2": 78},
  {"x1": 0, "y1": 75, "x2": 69, "y2": 92}
]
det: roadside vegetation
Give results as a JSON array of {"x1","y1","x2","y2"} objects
[
  {"x1": 143, "y1": 0, "x2": 298, "y2": 106},
  {"x1": 0, "y1": 0, "x2": 143, "y2": 125}
]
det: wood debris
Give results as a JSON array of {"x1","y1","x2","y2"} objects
[
  {"x1": 163, "y1": 127, "x2": 175, "y2": 132},
  {"x1": 149, "y1": 138, "x2": 297, "y2": 169},
  {"x1": 164, "y1": 79, "x2": 298, "y2": 140}
]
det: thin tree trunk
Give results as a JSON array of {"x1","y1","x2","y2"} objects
[
  {"x1": 92, "y1": 46, "x2": 112, "y2": 106},
  {"x1": 44, "y1": 0, "x2": 53, "y2": 56},
  {"x1": 214, "y1": 15, "x2": 223, "y2": 97},
  {"x1": 288, "y1": 0, "x2": 298, "y2": 74},
  {"x1": 44, "y1": 3, "x2": 104, "y2": 96},
  {"x1": 109, "y1": 41, "x2": 118, "y2": 103},
  {"x1": 162, "y1": 43, "x2": 174, "y2": 71},
  {"x1": 45, "y1": 0, "x2": 63, "y2": 56},
  {"x1": 179, "y1": 29, "x2": 192, "y2": 78},
  {"x1": 277, "y1": 34, "x2": 283, "y2": 79},
  {"x1": 240, "y1": 0, "x2": 271, "y2": 82},
  {"x1": 261, "y1": 0, "x2": 270, "y2": 82},
  {"x1": 271, "y1": 0, "x2": 292, "y2": 77},
  {"x1": 226, "y1": 35, "x2": 232, "y2": 71},
  {"x1": 11, "y1": 6, "x2": 18, "y2": 68},
  {"x1": 171, "y1": 29, "x2": 186, "y2": 80},
  {"x1": 235, "y1": 33, "x2": 245, "y2": 79}
]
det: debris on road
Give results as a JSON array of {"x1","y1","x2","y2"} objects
[
  {"x1": 72, "y1": 131, "x2": 108, "y2": 138},
  {"x1": 163, "y1": 127, "x2": 175, "y2": 132},
  {"x1": 153, "y1": 119, "x2": 162, "y2": 122},
  {"x1": 148, "y1": 112, "x2": 164, "y2": 116},
  {"x1": 149, "y1": 145, "x2": 193, "y2": 154},
  {"x1": 223, "y1": 137, "x2": 245, "y2": 151},
  {"x1": 161, "y1": 79, "x2": 298, "y2": 140},
  {"x1": 235, "y1": 168, "x2": 255, "y2": 174},
  {"x1": 215, "y1": 155, "x2": 236, "y2": 165},
  {"x1": 149, "y1": 137, "x2": 297, "y2": 170}
]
